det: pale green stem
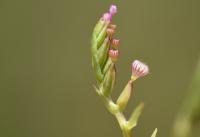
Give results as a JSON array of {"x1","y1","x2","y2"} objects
[
  {"x1": 115, "y1": 112, "x2": 131, "y2": 137},
  {"x1": 100, "y1": 94, "x2": 131, "y2": 137}
]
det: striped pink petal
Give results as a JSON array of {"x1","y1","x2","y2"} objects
[{"x1": 132, "y1": 60, "x2": 149, "y2": 78}]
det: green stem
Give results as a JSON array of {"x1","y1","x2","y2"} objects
[
  {"x1": 100, "y1": 94, "x2": 131, "y2": 137},
  {"x1": 115, "y1": 112, "x2": 126, "y2": 129},
  {"x1": 101, "y1": 95, "x2": 119, "y2": 114},
  {"x1": 115, "y1": 112, "x2": 131, "y2": 137},
  {"x1": 122, "y1": 131, "x2": 131, "y2": 137}
]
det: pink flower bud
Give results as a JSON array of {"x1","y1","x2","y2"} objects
[
  {"x1": 111, "y1": 39, "x2": 120, "y2": 49},
  {"x1": 102, "y1": 13, "x2": 111, "y2": 21},
  {"x1": 109, "y1": 49, "x2": 119, "y2": 62},
  {"x1": 131, "y1": 60, "x2": 149, "y2": 80},
  {"x1": 109, "y1": 5, "x2": 117, "y2": 16},
  {"x1": 106, "y1": 28, "x2": 115, "y2": 36},
  {"x1": 108, "y1": 24, "x2": 117, "y2": 30}
]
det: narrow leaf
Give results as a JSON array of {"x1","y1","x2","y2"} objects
[
  {"x1": 97, "y1": 37, "x2": 109, "y2": 68},
  {"x1": 93, "y1": 85, "x2": 101, "y2": 95},
  {"x1": 103, "y1": 58, "x2": 112, "y2": 74},
  {"x1": 94, "y1": 19, "x2": 105, "y2": 36},
  {"x1": 101, "y1": 64, "x2": 115, "y2": 97},
  {"x1": 127, "y1": 103, "x2": 144, "y2": 129},
  {"x1": 97, "y1": 21, "x2": 109, "y2": 49},
  {"x1": 92, "y1": 55, "x2": 103, "y2": 82},
  {"x1": 91, "y1": 33, "x2": 97, "y2": 54}
]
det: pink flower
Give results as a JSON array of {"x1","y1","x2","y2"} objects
[
  {"x1": 102, "y1": 13, "x2": 111, "y2": 21},
  {"x1": 109, "y1": 5, "x2": 117, "y2": 16},
  {"x1": 101, "y1": 5, "x2": 117, "y2": 22},
  {"x1": 132, "y1": 60, "x2": 149, "y2": 79}
]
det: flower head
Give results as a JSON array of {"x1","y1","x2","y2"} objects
[{"x1": 131, "y1": 60, "x2": 149, "y2": 80}]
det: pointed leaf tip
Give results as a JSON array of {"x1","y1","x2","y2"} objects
[
  {"x1": 127, "y1": 103, "x2": 144, "y2": 129},
  {"x1": 93, "y1": 85, "x2": 101, "y2": 95},
  {"x1": 151, "y1": 128, "x2": 158, "y2": 137}
]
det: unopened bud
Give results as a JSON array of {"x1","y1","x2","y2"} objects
[
  {"x1": 106, "y1": 28, "x2": 115, "y2": 36},
  {"x1": 108, "y1": 24, "x2": 117, "y2": 30},
  {"x1": 111, "y1": 39, "x2": 120, "y2": 49},
  {"x1": 109, "y1": 49, "x2": 119, "y2": 62},
  {"x1": 131, "y1": 60, "x2": 149, "y2": 81},
  {"x1": 102, "y1": 13, "x2": 111, "y2": 21},
  {"x1": 109, "y1": 5, "x2": 117, "y2": 16}
]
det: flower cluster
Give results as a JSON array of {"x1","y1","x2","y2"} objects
[
  {"x1": 91, "y1": 4, "x2": 120, "y2": 97},
  {"x1": 91, "y1": 5, "x2": 157, "y2": 137}
]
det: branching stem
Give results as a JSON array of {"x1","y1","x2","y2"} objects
[{"x1": 100, "y1": 94, "x2": 131, "y2": 137}]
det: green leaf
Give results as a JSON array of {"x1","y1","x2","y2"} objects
[
  {"x1": 101, "y1": 64, "x2": 115, "y2": 97},
  {"x1": 179, "y1": 57, "x2": 200, "y2": 125},
  {"x1": 127, "y1": 103, "x2": 144, "y2": 129},
  {"x1": 93, "y1": 85, "x2": 101, "y2": 95},
  {"x1": 188, "y1": 58, "x2": 200, "y2": 124},
  {"x1": 91, "y1": 33, "x2": 97, "y2": 54},
  {"x1": 91, "y1": 20, "x2": 107, "y2": 55},
  {"x1": 97, "y1": 37, "x2": 110, "y2": 68},
  {"x1": 94, "y1": 19, "x2": 105, "y2": 36},
  {"x1": 96, "y1": 21, "x2": 109, "y2": 49},
  {"x1": 151, "y1": 128, "x2": 158, "y2": 137},
  {"x1": 92, "y1": 55, "x2": 103, "y2": 83},
  {"x1": 103, "y1": 58, "x2": 112, "y2": 74}
]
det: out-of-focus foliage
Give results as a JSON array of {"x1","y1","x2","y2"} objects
[{"x1": 173, "y1": 57, "x2": 200, "y2": 137}]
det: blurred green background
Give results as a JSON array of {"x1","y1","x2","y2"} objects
[{"x1": 1, "y1": 0, "x2": 200, "y2": 137}]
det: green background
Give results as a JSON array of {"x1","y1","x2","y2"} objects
[{"x1": 1, "y1": 0, "x2": 200, "y2": 137}]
